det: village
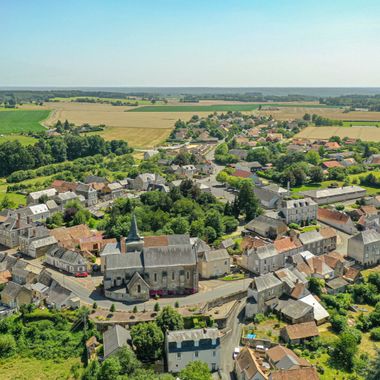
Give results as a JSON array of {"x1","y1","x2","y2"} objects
[{"x1": 1, "y1": 109, "x2": 380, "y2": 379}]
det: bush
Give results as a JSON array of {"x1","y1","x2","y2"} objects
[
  {"x1": 0, "y1": 334, "x2": 16, "y2": 358},
  {"x1": 254, "y1": 313, "x2": 266, "y2": 324},
  {"x1": 370, "y1": 327, "x2": 380, "y2": 341}
]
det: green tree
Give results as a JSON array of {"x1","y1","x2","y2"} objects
[
  {"x1": 115, "y1": 346, "x2": 141, "y2": 375},
  {"x1": 237, "y1": 181, "x2": 261, "y2": 221},
  {"x1": 131, "y1": 322, "x2": 164, "y2": 361},
  {"x1": 305, "y1": 150, "x2": 320, "y2": 165},
  {"x1": 204, "y1": 209, "x2": 224, "y2": 236},
  {"x1": 156, "y1": 306, "x2": 184, "y2": 333},
  {"x1": 98, "y1": 356, "x2": 122, "y2": 380},
  {"x1": 330, "y1": 331, "x2": 358, "y2": 371},
  {"x1": 179, "y1": 361, "x2": 212, "y2": 380},
  {"x1": 110, "y1": 304, "x2": 116, "y2": 313},
  {"x1": 309, "y1": 166, "x2": 324, "y2": 183},
  {"x1": 308, "y1": 277, "x2": 325, "y2": 297},
  {"x1": 0, "y1": 334, "x2": 16, "y2": 358},
  {"x1": 368, "y1": 348, "x2": 380, "y2": 380}
]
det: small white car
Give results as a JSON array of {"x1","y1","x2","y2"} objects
[{"x1": 233, "y1": 347, "x2": 241, "y2": 359}]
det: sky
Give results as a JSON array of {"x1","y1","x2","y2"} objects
[{"x1": 1, "y1": 0, "x2": 380, "y2": 87}]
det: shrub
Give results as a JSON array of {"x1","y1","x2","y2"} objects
[{"x1": 370, "y1": 327, "x2": 380, "y2": 341}]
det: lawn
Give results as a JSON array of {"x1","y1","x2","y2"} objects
[
  {"x1": 127, "y1": 103, "x2": 336, "y2": 113},
  {"x1": 0, "y1": 110, "x2": 49, "y2": 134},
  {"x1": 0, "y1": 356, "x2": 82, "y2": 380},
  {"x1": 291, "y1": 181, "x2": 343, "y2": 194},
  {"x1": 0, "y1": 134, "x2": 37, "y2": 145}
]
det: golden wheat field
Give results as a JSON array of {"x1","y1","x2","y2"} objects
[
  {"x1": 258, "y1": 107, "x2": 380, "y2": 121},
  {"x1": 21, "y1": 102, "x2": 210, "y2": 148},
  {"x1": 295, "y1": 126, "x2": 380, "y2": 141}
]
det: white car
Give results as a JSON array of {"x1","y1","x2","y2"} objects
[{"x1": 233, "y1": 347, "x2": 241, "y2": 359}]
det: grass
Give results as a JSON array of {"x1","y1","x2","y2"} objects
[
  {"x1": 342, "y1": 120, "x2": 380, "y2": 127},
  {"x1": 0, "y1": 356, "x2": 82, "y2": 380},
  {"x1": 0, "y1": 110, "x2": 49, "y2": 134},
  {"x1": 0, "y1": 134, "x2": 37, "y2": 145},
  {"x1": 221, "y1": 273, "x2": 245, "y2": 281},
  {"x1": 291, "y1": 181, "x2": 343, "y2": 194},
  {"x1": 127, "y1": 103, "x2": 336, "y2": 113}
]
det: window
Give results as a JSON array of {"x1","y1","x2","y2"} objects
[
  {"x1": 137, "y1": 284, "x2": 141, "y2": 293},
  {"x1": 212, "y1": 363, "x2": 216, "y2": 371},
  {"x1": 177, "y1": 352, "x2": 181, "y2": 359},
  {"x1": 172, "y1": 272, "x2": 175, "y2": 280},
  {"x1": 154, "y1": 273, "x2": 157, "y2": 282},
  {"x1": 213, "y1": 351, "x2": 216, "y2": 357},
  {"x1": 186, "y1": 271, "x2": 190, "y2": 280},
  {"x1": 195, "y1": 351, "x2": 199, "y2": 358}
]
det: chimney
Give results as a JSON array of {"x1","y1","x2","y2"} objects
[{"x1": 120, "y1": 236, "x2": 126, "y2": 254}]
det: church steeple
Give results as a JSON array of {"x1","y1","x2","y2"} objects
[{"x1": 127, "y1": 214, "x2": 141, "y2": 242}]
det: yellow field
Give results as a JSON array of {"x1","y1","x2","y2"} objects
[
  {"x1": 258, "y1": 107, "x2": 380, "y2": 121},
  {"x1": 20, "y1": 102, "x2": 213, "y2": 148},
  {"x1": 295, "y1": 125, "x2": 380, "y2": 141}
]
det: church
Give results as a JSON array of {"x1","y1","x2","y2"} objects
[{"x1": 102, "y1": 215, "x2": 198, "y2": 302}]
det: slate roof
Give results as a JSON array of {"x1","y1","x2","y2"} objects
[
  {"x1": 166, "y1": 328, "x2": 219, "y2": 343},
  {"x1": 254, "y1": 273, "x2": 282, "y2": 292},
  {"x1": 28, "y1": 188, "x2": 57, "y2": 200},
  {"x1": 105, "y1": 251, "x2": 143, "y2": 271},
  {"x1": 1, "y1": 281, "x2": 23, "y2": 298},
  {"x1": 203, "y1": 249, "x2": 229, "y2": 262},
  {"x1": 267, "y1": 345, "x2": 311, "y2": 367},
  {"x1": 47, "y1": 246, "x2": 87, "y2": 265},
  {"x1": 46, "y1": 281, "x2": 73, "y2": 306},
  {"x1": 275, "y1": 299, "x2": 313, "y2": 321},
  {"x1": 350, "y1": 229, "x2": 380, "y2": 245},
  {"x1": 326, "y1": 277, "x2": 349, "y2": 290},
  {"x1": 103, "y1": 324, "x2": 131, "y2": 358}
]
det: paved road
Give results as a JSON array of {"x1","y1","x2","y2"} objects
[
  {"x1": 220, "y1": 300, "x2": 246, "y2": 379},
  {"x1": 49, "y1": 269, "x2": 252, "y2": 311}
]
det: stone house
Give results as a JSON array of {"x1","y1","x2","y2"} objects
[
  {"x1": 45, "y1": 246, "x2": 88, "y2": 274},
  {"x1": 245, "y1": 215, "x2": 288, "y2": 240},
  {"x1": 103, "y1": 324, "x2": 131, "y2": 359},
  {"x1": 279, "y1": 198, "x2": 318, "y2": 225},
  {"x1": 298, "y1": 227, "x2": 337, "y2": 255},
  {"x1": 1, "y1": 281, "x2": 33, "y2": 309},
  {"x1": 317, "y1": 208, "x2": 357, "y2": 235},
  {"x1": 27, "y1": 188, "x2": 57, "y2": 205},
  {"x1": 197, "y1": 249, "x2": 230, "y2": 279},
  {"x1": 0, "y1": 216, "x2": 32, "y2": 248},
  {"x1": 243, "y1": 244, "x2": 284, "y2": 275},
  {"x1": 165, "y1": 328, "x2": 221, "y2": 373},
  {"x1": 347, "y1": 229, "x2": 380, "y2": 266},
  {"x1": 280, "y1": 321, "x2": 319, "y2": 345},
  {"x1": 75, "y1": 183, "x2": 98, "y2": 206},
  {"x1": 235, "y1": 347, "x2": 268, "y2": 380}
]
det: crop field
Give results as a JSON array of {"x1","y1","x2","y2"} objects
[
  {"x1": 295, "y1": 125, "x2": 380, "y2": 141},
  {"x1": 128, "y1": 103, "x2": 336, "y2": 113},
  {"x1": 0, "y1": 110, "x2": 49, "y2": 134},
  {"x1": 258, "y1": 107, "x2": 380, "y2": 121},
  {"x1": 0, "y1": 134, "x2": 37, "y2": 145},
  {"x1": 342, "y1": 120, "x2": 380, "y2": 127}
]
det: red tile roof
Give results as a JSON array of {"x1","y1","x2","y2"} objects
[
  {"x1": 270, "y1": 367, "x2": 320, "y2": 380},
  {"x1": 274, "y1": 237, "x2": 301, "y2": 254},
  {"x1": 322, "y1": 160, "x2": 343, "y2": 168},
  {"x1": 232, "y1": 169, "x2": 251, "y2": 178},
  {"x1": 282, "y1": 321, "x2": 319, "y2": 340},
  {"x1": 318, "y1": 208, "x2": 350, "y2": 224}
]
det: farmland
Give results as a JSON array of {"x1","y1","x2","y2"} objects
[
  {"x1": 0, "y1": 110, "x2": 49, "y2": 134},
  {"x1": 295, "y1": 125, "x2": 380, "y2": 141}
]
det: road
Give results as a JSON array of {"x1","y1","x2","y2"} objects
[
  {"x1": 220, "y1": 299, "x2": 246, "y2": 379},
  {"x1": 49, "y1": 268, "x2": 252, "y2": 311}
]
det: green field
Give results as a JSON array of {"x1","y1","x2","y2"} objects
[
  {"x1": 127, "y1": 103, "x2": 337, "y2": 113},
  {"x1": 0, "y1": 110, "x2": 49, "y2": 134},
  {"x1": 0, "y1": 134, "x2": 37, "y2": 145},
  {"x1": 49, "y1": 96, "x2": 166, "y2": 105},
  {"x1": 342, "y1": 120, "x2": 380, "y2": 127}
]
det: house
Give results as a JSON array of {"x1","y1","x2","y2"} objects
[
  {"x1": 144, "y1": 150, "x2": 159, "y2": 160},
  {"x1": 165, "y1": 328, "x2": 221, "y2": 373},
  {"x1": 242, "y1": 244, "x2": 284, "y2": 275},
  {"x1": 321, "y1": 160, "x2": 343, "y2": 169},
  {"x1": 343, "y1": 267, "x2": 362, "y2": 283},
  {"x1": 235, "y1": 347, "x2": 268, "y2": 380},
  {"x1": 245, "y1": 273, "x2": 283, "y2": 317},
  {"x1": 326, "y1": 277, "x2": 349, "y2": 294},
  {"x1": 55, "y1": 191, "x2": 84, "y2": 209},
  {"x1": 317, "y1": 208, "x2": 357, "y2": 234},
  {"x1": 84, "y1": 175, "x2": 108, "y2": 184},
  {"x1": 13, "y1": 204, "x2": 50, "y2": 223},
  {"x1": 51, "y1": 180, "x2": 78, "y2": 193},
  {"x1": 324, "y1": 141, "x2": 341, "y2": 150},
  {"x1": 299, "y1": 294, "x2": 329, "y2": 325},
  {"x1": 27, "y1": 188, "x2": 57, "y2": 205},
  {"x1": 176, "y1": 165, "x2": 197, "y2": 178},
  {"x1": 75, "y1": 183, "x2": 98, "y2": 206},
  {"x1": 245, "y1": 215, "x2": 288, "y2": 240},
  {"x1": 266, "y1": 345, "x2": 312, "y2": 370},
  {"x1": 347, "y1": 229, "x2": 380, "y2": 266},
  {"x1": 220, "y1": 238, "x2": 235, "y2": 250},
  {"x1": 197, "y1": 249, "x2": 230, "y2": 279},
  {"x1": 342, "y1": 158, "x2": 357, "y2": 167},
  {"x1": 273, "y1": 237, "x2": 302, "y2": 261},
  {"x1": 280, "y1": 321, "x2": 319, "y2": 344},
  {"x1": 254, "y1": 184, "x2": 289, "y2": 209},
  {"x1": 46, "y1": 280, "x2": 77, "y2": 309},
  {"x1": 29, "y1": 281, "x2": 50, "y2": 303},
  {"x1": 103, "y1": 216, "x2": 198, "y2": 302},
  {"x1": 129, "y1": 173, "x2": 165, "y2": 191},
  {"x1": 366, "y1": 154, "x2": 380, "y2": 166},
  {"x1": 229, "y1": 149, "x2": 248, "y2": 160},
  {"x1": 19, "y1": 231, "x2": 58, "y2": 258},
  {"x1": 280, "y1": 198, "x2": 318, "y2": 225},
  {"x1": 266, "y1": 133, "x2": 283, "y2": 142},
  {"x1": 301, "y1": 186, "x2": 366, "y2": 205},
  {"x1": 1, "y1": 281, "x2": 33, "y2": 309},
  {"x1": 45, "y1": 246, "x2": 88, "y2": 274},
  {"x1": 0, "y1": 216, "x2": 32, "y2": 248},
  {"x1": 102, "y1": 182, "x2": 124, "y2": 200},
  {"x1": 298, "y1": 227, "x2": 337, "y2": 255},
  {"x1": 319, "y1": 251, "x2": 346, "y2": 277},
  {"x1": 103, "y1": 324, "x2": 131, "y2": 359},
  {"x1": 269, "y1": 367, "x2": 320, "y2": 380},
  {"x1": 11, "y1": 261, "x2": 43, "y2": 285},
  {"x1": 274, "y1": 299, "x2": 314, "y2": 324}
]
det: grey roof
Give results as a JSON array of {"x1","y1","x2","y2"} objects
[
  {"x1": 246, "y1": 215, "x2": 287, "y2": 231},
  {"x1": 46, "y1": 200, "x2": 59, "y2": 210},
  {"x1": 276, "y1": 299, "x2": 313, "y2": 320},
  {"x1": 108, "y1": 182, "x2": 123, "y2": 191},
  {"x1": 30, "y1": 236, "x2": 57, "y2": 249},
  {"x1": 326, "y1": 277, "x2": 349, "y2": 290},
  {"x1": 203, "y1": 249, "x2": 230, "y2": 262},
  {"x1": 28, "y1": 188, "x2": 57, "y2": 200},
  {"x1": 30, "y1": 282, "x2": 49, "y2": 293},
  {"x1": 166, "y1": 328, "x2": 219, "y2": 343},
  {"x1": 105, "y1": 251, "x2": 143, "y2": 271},
  {"x1": 47, "y1": 281, "x2": 73, "y2": 306},
  {"x1": 282, "y1": 197, "x2": 317, "y2": 209},
  {"x1": 298, "y1": 230, "x2": 322, "y2": 245},
  {"x1": 56, "y1": 191, "x2": 78, "y2": 202},
  {"x1": 84, "y1": 175, "x2": 108, "y2": 184},
  {"x1": 254, "y1": 187, "x2": 281, "y2": 203},
  {"x1": 350, "y1": 229, "x2": 380, "y2": 245},
  {"x1": 47, "y1": 247, "x2": 87, "y2": 265},
  {"x1": 191, "y1": 237, "x2": 210, "y2": 253},
  {"x1": 103, "y1": 325, "x2": 131, "y2": 359},
  {"x1": 249, "y1": 244, "x2": 278, "y2": 260},
  {"x1": 101, "y1": 242, "x2": 121, "y2": 256},
  {"x1": 1, "y1": 281, "x2": 23, "y2": 298},
  {"x1": 254, "y1": 273, "x2": 282, "y2": 292},
  {"x1": 221, "y1": 238, "x2": 234, "y2": 249},
  {"x1": 76, "y1": 183, "x2": 95, "y2": 193},
  {"x1": 127, "y1": 214, "x2": 141, "y2": 242},
  {"x1": 301, "y1": 185, "x2": 366, "y2": 199}
]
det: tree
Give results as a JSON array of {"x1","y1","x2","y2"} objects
[
  {"x1": 98, "y1": 356, "x2": 122, "y2": 380},
  {"x1": 330, "y1": 314, "x2": 348, "y2": 333},
  {"x1": 368, "y1": 349, "x2": 380, "y2": 380},
  {"x1": 237, "y1": 181, "x2": 261, "y2": 221},
  {"x1": 81, "y1": 359, "x2": 100, "y2": 380},
  {"x1": 154, "y1": 303, "x2": 160, "y2": 312},
  {"x1": 305, "y1": 150, "x2": 320, "y2": 165},
  {"x1": 309, "y1": 166, "x2": 324, "y2": 183},
  {"x1": 0, "y1": 334, "x2": 16, "y2": 358},
  {"x1": 330, "y1": 331, "x2": 358, "y2": 371},
  {"x1": 115, "y1": 346, "x2": 141, "y2": 375},
  {"x1": 179, "y1": 361, "x2": 212, "y2": 380},
  {"x1": 110, "y1": 304, "x2": 116, "y2": 313},
  {"x1": 308, "y1": 277, "x2": 325, "y2": 297},
  {"x1": 156, "y1": 306, "x2": 184, "y2": 333},
  {"x1": 131, "y1": 322, "x2": 164, "y2": 361},
  {"x1": 204, "y1": 209, "x2": 224, "y2": 236}
]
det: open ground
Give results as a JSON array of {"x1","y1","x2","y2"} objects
[{"x1": 0, "y1": 110, "x2": 49, "y2": 134}]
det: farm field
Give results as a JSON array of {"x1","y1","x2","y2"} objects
[
  {"x1": 0, "y1": 110, "x2": 49, "y2": 134},
  {"x1": 0, "y1": 134, "x2": 37, "y2": 145},
  {"x1": 295, "y1": 125, "x2": 380, "y2": 141},
  {"x1": 342, "y1": 120, "x2": 380, "y2": 127},
  {"x1": 258, "y1": 107, "x2": 380, "y2": 121}
]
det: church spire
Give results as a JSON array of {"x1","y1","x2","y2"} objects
[{"x1": 127, "y1": 214, "x2": 141, "y2": 242}]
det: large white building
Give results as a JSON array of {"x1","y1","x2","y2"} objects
[
  {"x1": 348, "y1": 229, "x2": 380, "y2": 267},
  {"x1": 301, "y1": 186, "x2": 366, "y2": 205},
  {"x1": 280, "y1": 198, "x2": 318, "y2": 224},
  {"x1": 165, "y1": 328, "x2": 221, "y2": 373}
]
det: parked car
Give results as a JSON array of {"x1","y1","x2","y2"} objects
[
  {"x1": 75, "y1": 272, "x2": 88, "y2": 278},
  {"x1": 233, "y1": 347, "x2": 241, "y2": 359}
]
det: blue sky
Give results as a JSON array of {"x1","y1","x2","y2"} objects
[{"x1": 1, "y1": 0, "x2": 380, "y2": 86}]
